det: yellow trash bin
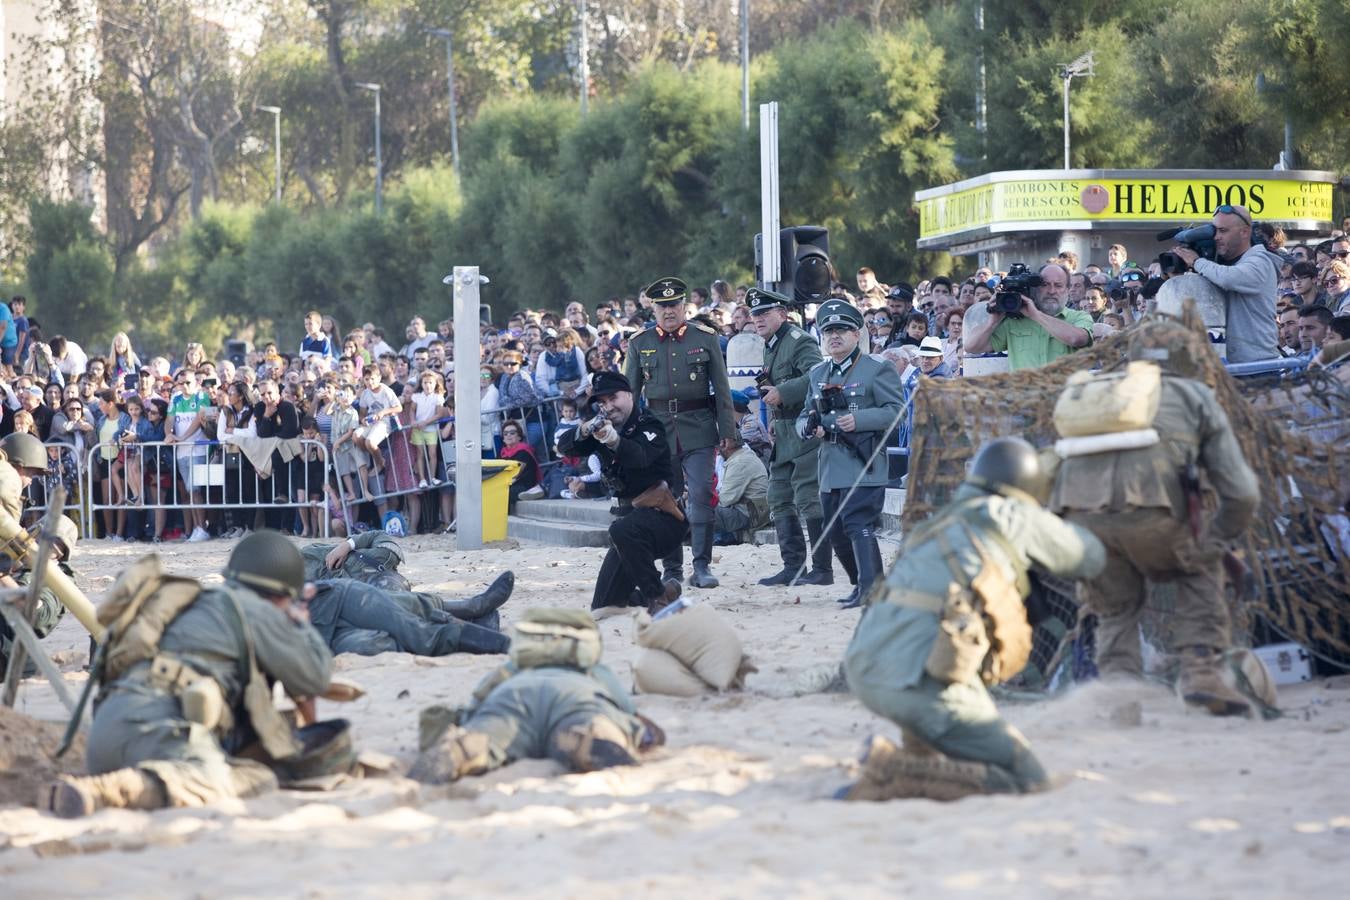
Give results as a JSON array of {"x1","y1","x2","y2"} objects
[{"x1": 479, "y1": 459, "x2": 521, "y2": 542}]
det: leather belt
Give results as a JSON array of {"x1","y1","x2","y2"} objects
[{"x1": 662, "y1": 398, "x2": 713, "y2": 413}]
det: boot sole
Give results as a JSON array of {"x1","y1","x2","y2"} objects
[{"x1": 1182, "y1": 691, "x2": 1253, "y2": 717}]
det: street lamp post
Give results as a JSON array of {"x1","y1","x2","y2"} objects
[
  {"x1": 740, "y1": 0, "x2": 749, "y2": 130},
  {"x1": 426, "y1": 28, "x2": 461, "y2": 178},
  {"x1": 1058, "y1": 52, "x2": 1094, "y2": 169},
  {"x1": 577, "y1": 0, "x2": 589, "y2": 116},
  {"x1": 256, "y1": 105, "x2": 281, "y2": 203},
  {"x1": 355, "y1": 82, "x2": 383, "y2": 215}
]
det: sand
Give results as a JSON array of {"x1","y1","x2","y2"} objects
[{"x1": 0, "y1": 534, "x2": 1346, "y2": 898}]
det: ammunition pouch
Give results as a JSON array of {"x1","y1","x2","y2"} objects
[{"x1": 147, "y1": 654, "x2": 233, "y2": 733}]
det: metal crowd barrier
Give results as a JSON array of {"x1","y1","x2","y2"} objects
[
  {"x1": 22, "y1": 439, "x2": 87, "y2": 525},
  {"x1": 83, "y1": 438, "x2": 332, "y2": 540}
]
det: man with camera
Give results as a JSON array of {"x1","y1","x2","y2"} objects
[
  {"x1": 558, "y1": 371, "x2": 685, "y2": 614},
  {"x1": 1166, "y1": 204, "x2": 1280, "y2": 362},
  {"x1": 749, "y1": 287, "x2": 836, "y2": 587},
  {"x1": 797, "y1": 300, "x2": 903, "y2": 609},
  {"x1": 964, "y1": 262, "x2": 1092, "y2": 371}
]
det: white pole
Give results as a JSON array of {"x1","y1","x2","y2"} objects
[
  {"x1": 451, "y1": 267, "x2": 483, "y2": 549},
  {"x1": 740, "y1": 0, "x2": 750, "y2": 130},
  {"x1": 1063, "y1": 72, "x2": 1071, "y2": 169},
  {"x1": 257, "y1": 106, "x2": 282, "y2": 203},
  {"x1": 758, "y1": 101, "x2": 781, "y2": 288},
  {"x1": 578, "y1": 0, "x2": 590, "y2": 116}
]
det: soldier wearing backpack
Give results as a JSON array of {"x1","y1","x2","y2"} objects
[{"x1": 42, "y1": 531, "x2": 334, "y2": 817}]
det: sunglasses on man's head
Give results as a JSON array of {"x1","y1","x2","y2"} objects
[{"x1": 1214, "y1": 203, "x2": 1252, "y2": 226}]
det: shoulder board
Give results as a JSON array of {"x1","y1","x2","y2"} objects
[{"x1": 692, "y1": 322, "x2": 718, "y2": 336}]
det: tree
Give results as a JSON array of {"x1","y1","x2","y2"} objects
[{"x1": 24, "y1": 200, "x2": 120, "y2": 343}]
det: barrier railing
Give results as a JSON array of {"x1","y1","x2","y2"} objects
[
  {"x1": 83, "y1": 438, "x2": 332, "y2": 541},
  {"x1": 22, "y1": 439, "x2": 87, "y2": 525}
]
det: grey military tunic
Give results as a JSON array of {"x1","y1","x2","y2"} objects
[
  {"x1": 762, "y1": 320, "x2": 825, "y2": 517},
  {"x1": 797, "y1": 351, "x2": 903, "y2": 492}
]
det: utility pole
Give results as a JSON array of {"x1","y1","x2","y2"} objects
[
  {"x1": 355, "y1": 82, "x2": 383, "y2": 214},
  {"x1": 256, "y1": 105, "x2": 282, "y2": 203},
  {"x1": 426, "y1": 28, "x2": 461, "y2": 178},
  {"x1": 577, "y1": 0, "x2": 590, "y2": 116},
  {"x1": 974, "y1": 1, "x2": 987, "y2": 161},
  {"x1": 1058, "y1": 52, "x2": 1094, "y2": 169},
  {"x1": 740, "y1": 0, "x2": 750, "y2": 130}
]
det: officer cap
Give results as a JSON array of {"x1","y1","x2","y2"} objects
[
  {"x1": 224, "y1": 529, "x2": 305, "y2": 601},
  {"x1": 644, "y1": 276, "x2": 688, "y2": 306},
  {"x1": 967, "y1": 437, "x2": 1048, "y2": 503},
  {"x1": 0, "y1": 432, "x2": 47, "y2": 471},
  {"x1": 815, "y1": 299, "x2": 864, "y2": 331},
  {"x1": 589, "y1": 371, "x2": 632, "y2": 399},
  {"x1": 886, "y1": 282, "x2": 915, "y2": 303},
  {"x1": 746, "y1": 287, "x2": 790, "y2": 315}
]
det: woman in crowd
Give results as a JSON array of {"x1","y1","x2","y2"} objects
[
  {"x1": 108, "y1": 332, "x2": 141, "y2": 385},
  {"x1": 535, "y1": 328, "x2": 586, "y2": 399},
  {"x1": 40, "y1": 382, "x2": 65, "y2": 440},
  {"x1": 940, "y1": 308, "x2": 964, "y2": 375},
  {"x1": 499, "y1": 418, "x2": 540, "y2": 512},
  {"x1": 180, "y1": 341, "x2": 207, "y2": 373},
  {"x1": 321, "y1": 315, "x2": 342, "y2": 357},
  {"x1": 494, "y1": 349, "x2": 541, "y2": 454},
  {"x1": 91, "y1": 389, "x2": 126, "y2": 539}
]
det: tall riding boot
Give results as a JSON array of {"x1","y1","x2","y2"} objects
[
  {"x1": 43, "y1": 768, "x2": 169, "y2": 818},
  {"x1": 797, "y1": 517, "x2": 835, "y2": 586},
  {"x1": 689, "y1": 523, "x2": 719, "y2": 589},
  {"x1": 452, "y1": 621, "x2": 512, "y2": 655},
  {"x1": 833, "y1": 527, "x2": 859, "y2": 605},
  {"x1": 840, "y1": 532, "x2": 883, "y2": 610},
  {"x1": 758, "y1": 515, "x2": 805, "y2": 586},
  {"x1": 440, "y1": 572, "x2": 514, "y2": 621},
  {"x1": 661, "y1": 545, "x2": 685, "y2": 584}
]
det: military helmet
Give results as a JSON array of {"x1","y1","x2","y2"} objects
[
  {"x1": 0, "y1": 432, "x2": 47, "y2": 471},
  {"x1": 967, "y1": 437, "x2": 1048, "y2": 503},
  {"x1": 1127, "y1": 316, "x2": 1209, "y2": 380},
  {"x1": 273, "y1": 719, "x2": 357, "y2": 783},
  {"x1": 224, "y1": 530, "x2": 305, "y2": 600}
]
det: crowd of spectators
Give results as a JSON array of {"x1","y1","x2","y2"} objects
[{"x1": 5, "y1": 207, "x2": 1347, "y2": 543}]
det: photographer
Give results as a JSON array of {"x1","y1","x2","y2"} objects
[
  {"x1": 558, "y1": 372, "x2": 685, "y2": 615},
  {"x1": 1167, "y1": 204, "x2": 1280, "y2": 362},
  {"x1": 964, "y1": 263, "x2": 1092, "y2": 371}
]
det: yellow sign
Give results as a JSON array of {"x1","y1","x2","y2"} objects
[{"x1": 917, "y1": 175, "x2": 1334, "y2": 240}]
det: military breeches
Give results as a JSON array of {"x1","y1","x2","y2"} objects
[
  {"x1": 329, "y1": 588, "x2": 462, "y2": 657},
  {"x1": 594, "y1": 508, "x2": 687, "y2": 608},
  {"x1": 463, "y1": 672, "x2": 644, "y2": 773},
  {"x1": 848, "y1": 668, "x2": 1048, "y2": 794},
  {"x1": 668, "y1": 446, "x2": 716, "y2": 526},
  {"x1": 1067, "y1": 508, "x2": 1228, "y2": 676},
  {"x1": 767, "y1": 452, "x2": 821, "y2": 520},
  {"x1": 86, "y1": 688, "x2": 277, "y2": 807}
]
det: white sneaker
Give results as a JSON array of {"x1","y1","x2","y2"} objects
[
  {"x1": 430, "y1": 478, "x2": 443, "y2": 486},
  {"x1": 187, "y1": 526, "x2": 210, "y2": 543},
  {"x1": 519, "y1": 485, "x2": 545, "y2": 500},
  {"x1": 110, "y1": 535, "x2": 124, "y2": 543},
  {"x1": 561, "y1": 490, "x2": 575, "y2": 500},
  {"x1": 417, "y1": 479, "x2": 428, "y2": 489}
]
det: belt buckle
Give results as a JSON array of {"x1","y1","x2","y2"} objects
[{"x1": 666, "y1": 400, "x2": 680, "y2": 413}]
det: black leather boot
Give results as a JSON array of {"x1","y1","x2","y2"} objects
[
  {"x1": 440, "y1": 571, "x2": 514, "y2": 620},
  {"x1": 758, "y1": 515, "x2": 805, "y2": 586},
  {"x1": 840, "y1": 531, "x2": 884, "y2": 610},
  {"x1": 797, "y1": 516, "x2": 835, "y2": 586},
  {"x1": 689, "y1": 524, "x2": 719, "y2": 588}
]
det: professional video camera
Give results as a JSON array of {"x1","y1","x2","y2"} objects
[
  {"x1": 989, "y1": 263, "x2": 1043, "y2": 318},
  {"x1": 1156, "y1": 223, "x2": 1217, "y2": 275}
]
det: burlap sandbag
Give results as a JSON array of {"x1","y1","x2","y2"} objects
[
  {"x1": 635, "y1": 604, "x2": 746, "y2": 691},
  {"x1": 633, "y1": 647, "x2": 708, "y2": 697}
]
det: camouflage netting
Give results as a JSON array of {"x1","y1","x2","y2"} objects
[{"x1": 904, "y1": 307, "x2": 1350, "y2": 671}]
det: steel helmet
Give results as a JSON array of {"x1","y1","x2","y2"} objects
[
  {"x1": 224, "y1": 530, "x2": 305, "y2": 601},
  {"x1": 967, "y1": 437, "x2": 1048, "y2": 503},
  {"x1": 0, "y1": 432, "x2": 47, "y2": 471}
]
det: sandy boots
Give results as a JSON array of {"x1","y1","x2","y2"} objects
[
  {"x1": 839, "y1": 735, "x2": 997, "y2": 803},
  {"x1": 1176, "y1": 645, "x2": 1274, "y2": 718},
  {"x1": 42, "y1": 768, "x2": 169, "y2": 818}
]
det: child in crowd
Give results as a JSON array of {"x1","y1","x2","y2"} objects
[
  {"x1": 410, "y1": 370, "x2": 446, "y2": 489},
  {"x1": 355, "y1": 366, "x2": 401, "y2": 476},
  {"x1": 331, "y1": 383, "x2": 370, "y2": 501},
  {"x1": 295, "y1": 415, "x2": 327, "y2": 538}
]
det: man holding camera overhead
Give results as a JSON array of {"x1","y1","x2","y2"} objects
[
  {"x1": 796, "y1": 300, "x2": 903, "y2": 610},
  {"x1": 964, "y1": 262, "x2": 1093, "y2": 371}
]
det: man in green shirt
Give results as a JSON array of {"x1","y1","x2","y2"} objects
[{"x1": 964, "y1": 262, "x2": 1093, "y2": 371}]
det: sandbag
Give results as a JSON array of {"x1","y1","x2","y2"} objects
[
  {"x1": 1053, "y1": 360, "x2": 1161, "y2": 438},
  {"x1": 636, "y1": 603, "x2": 746, "y2": 691},
  {"x1": 511, "y1": 608, "x2": 602, "y2": 671},
  {"x1": 633, "y1": 648, "x2": 708, "y2": 697}
]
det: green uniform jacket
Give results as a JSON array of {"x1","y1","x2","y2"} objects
[
  {"x1": 845, "y1": 485, "x2": 1106, "y2": 691},
  {"x1": 302, "y1": 530, "x2": 404, "y2": 583},
  {"x1": 624, "y1": 322, "x2": 736, "y2": 453},
  {"x1": 762, "y1": 321, "x2": 824, "y2": 463},
  {"x1": 1050, "y1": 375, "x2": 1260, "y2": 540},
  {"x1": 796, "y1": 351, "x2": 903, "y2": 492}
]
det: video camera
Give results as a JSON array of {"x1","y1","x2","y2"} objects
[
  {"x1": 1156, "y1": 224, "x2": 1218, "y2": 276},
  {"x1": 989, "y1": 263, "x2": 1043, "y2": 318}
]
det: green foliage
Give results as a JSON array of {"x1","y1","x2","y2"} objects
[{"x1": 24, "y1": 200, "x2": 119, "y2": 343}]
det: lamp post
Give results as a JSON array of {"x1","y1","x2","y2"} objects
[
  {"x1": 577, "y1": 0, "x2": 589, "y2": 116},
  {"x1": 426, "y1": 28, "x2": 461, "y2": 178},
  {"x1": 1058, "y1": 52, "x2": 1094, "y2": 169},
  {"x1": 740, "y1": 0, "x2": 749, "y2": 130},
  {"x1": 256, "y1": 105, "x2": 281, "y2": 203},
  {"x1": 355, "y1": 82, "x2": 382, "y2": 215}
]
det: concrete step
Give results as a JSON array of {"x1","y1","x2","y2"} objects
[
  {"x1": 508, "y1": 515, "x2": 611, "y2": 548},
  {"x1": 514, "y1": 498, "x2": 614, "y2": 527}
]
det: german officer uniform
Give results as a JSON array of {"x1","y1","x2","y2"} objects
[
  {"x1": 749, "y1": 287, "x2": 839, "y2": 587},
  {"x1": 623, "y1": 277, "x2": 737, "y2": 589},
  {"x1": 558, "y1": 372, "x2": 686, "y2": 611},
  {"x1": 796, "y1": 299, "x2": 903, "y2": 608}
]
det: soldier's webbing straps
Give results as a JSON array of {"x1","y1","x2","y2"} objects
[{"x1": 223, "y1": 590, "x2": 303, "y2": 761}]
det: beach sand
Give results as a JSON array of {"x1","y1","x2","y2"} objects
[{"x1": 1, "y1": 534, "x2": 1346, "y2": 898}]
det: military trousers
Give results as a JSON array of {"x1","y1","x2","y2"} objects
[
  {"x1": 462, "y1": 669, "x2": 644, "y2": 772},
  {"x1": 820, "y1": 486, "x2": 885, "y2": 547},
  {"x1": 594, "y1": 508, "x2": 687, "y2": 609},
  {"x1": 1066, "y1": 508, "x2": 1228, "y2": 677},
  {"x1": 767, "y1": 449, "x2": 822, "y2": 521},
  {"x1": 668, "y1": 445, "x2": 717, "y2": 526},
  {"x1": 87, "y1": 687, "x2": 277, "y2": 807},
  {"x1": 326, "y1": 588, "x2": 464, "y2": 657}
]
